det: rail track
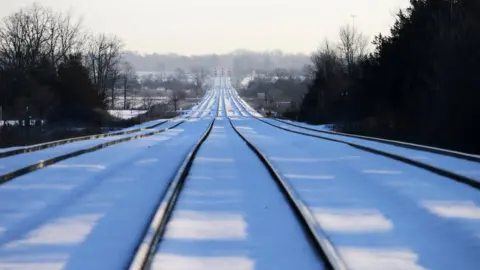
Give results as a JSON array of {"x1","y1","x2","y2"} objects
[
  {"x1": 224, "y1": 88, "x2": 480, "y2": 189},
  {"x1": 129, "y1": 93, "x2": 341, "y2": 269},
  {"x1": 0, "y1": 120, "x2": 168, "y2": 159},
  {"x1": 273, "y1": 118, "x2": 480, "y2": 162},
  {"x1": 256, "y1": 117, "x2": 480, "y2": 189},
  {"x1": 0, "y1": 120, "x2": 186, "y2": 184}
]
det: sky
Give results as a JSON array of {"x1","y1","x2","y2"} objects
[{"x1": 0, "y1": 0, "x2": 410, "y2": 55}]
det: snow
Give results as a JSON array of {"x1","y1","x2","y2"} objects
[
  {"x1": 107, "y1": 96, "x2": 169, "y2": 110},
  {"x1": 0, "y1": 119, "x2": 213, "y2": 270},
  {"x1": 108, "y1": 110, "x2": 146, "y2": 119},
  {"x1": 228, "y1": 89, "x2": 263, "y2": 118},
  {"x1": 312, "y1": 209, "x2": 393, "y2": 233},
  {"x1": 0, "y1": 118, "x2": 167, "y2": 153},
  {"x1": 153, "y1": 254, "x2": 254, "y2": 270},
  {"x1": 154, "y1": 119, "x2": 324, "y2": 270},
  {"x1": 0, "y1": 77, "x2": 479, "y2": 269},
  {"x1": 223, "y1": 94, "x2": 236, "y2": 117},
  {"x1": 264, "y1": 118, "x2": 480, "y2": 182},
  {"x1": 121, "y1": 119, "x2": 167, "y2": 130},
  {"x1": 230, "y1": 117, "x2": 480, "y2": 270},
  {"x1": 339, "y1": 248, "x2": 427, "y2": 270},
  {"x1": 0, "y1": 121, "x2": 20, "y2": 126},
  {"x1": 280, "y1": 120, "x2": 333, "y2": 131},
  {"x1": 164, "y1": 211, "x2": 247, "y2": 240},
  {"x1": 226, "y1": 88, "x2": 249, "y2": 117},
  {"x1": 0, "y1": 125, "x2": 173, "y2": 178},
  {"x1": 0, "y1": 120, "x2": 44, "y2": 127},
  {"x1": 240, "y1": 76, "x2": 254, "y2": 87}
]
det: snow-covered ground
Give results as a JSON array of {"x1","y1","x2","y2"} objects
[
  {"x1": 0, "y1": 77, "x2": 479, "y2": 270},
  {"x1": 278, "y1": 119, "x2": 332, "y2": 131},
  {"x1": 153, "y1": 119, "x2": 323, "y2": 270},
  {"x1": 0, "y1": 120, "x2": 44, "y2": 127},
  {"x1": 108, "y1": 96, "x2": 169, "y2": 110},
  {"x1": 240, "y1": 75, "x2": 254, "y2": 87},
  {"x1": 108, "y1": 110, "x2": 147, "y2": 119},
  {"x1": 263, "y1": 118, "x2": 480, "y2": 182},
  {"x1": 230, "y1": 117, "x2": 480, "y2": 270}
]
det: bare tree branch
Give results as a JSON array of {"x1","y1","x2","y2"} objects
[
  {"x1": 84, "y1": 33, "x2": 124, "y2": 104},
  {"x1": 338, "y1": 24, "x2": 368, "y2": 74},
  {"x1": 0, "y1": 4, "x2": 83, "y2": 71},
  {"x1": 191, "y1": 67, "x2": 207, "y2": 97},
  {"x1": 121, "y1": 61, "x2": 136, "y2": 109}
]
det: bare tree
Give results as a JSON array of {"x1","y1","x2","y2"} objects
[
  {"x1": 174, "y1": 68, "x2": 187, "y2": 83},
  {"x1": 273, "y1": 68, "x2": 290, "y2": 80},
  {"x1": 121, "y1": 61, "x2": 136, "y2": 109},
  {"x1": 108, "y1": 66, "x2": 120, "y2": 109},
  {"x1": 338, "y1": 25, "x2": 368, "y2": 74},
  {"x1": 191, "y1": 67, "x2": 207, "y2": 97},
  {"x1": 46, "y1": 10, "x2": 83, "y2": 67},
  {"x1": 308, "y1": 40, "x2": 344, "y2": 111},
  {"x1": 0, "y1": 4, "x2": 83, "y2": 71},
  {"x1": 141, "y1": 92, "x2": 157, "y2": 111},
  {"x1": 169, "y1": 89, "x2": 186, "y2": 113},
  {"x1": 84, "y1": 33, "x2": 124, "y2": 104}
]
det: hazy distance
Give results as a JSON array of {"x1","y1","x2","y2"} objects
[{"x1": 1, "y1": 0, "x2": 410, "y2": 55}]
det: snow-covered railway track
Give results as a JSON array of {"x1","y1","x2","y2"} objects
[
  {"x1": 227, "y1": 117, "x2": 345, "y2": 270},
  {"x1": 256, "y1": 118, "x2": 480, "y2": 189},
  {"x1": 128, "y1": 88, "x2": 222, "y2": 269},
  {"x1": 230, "y1": 115, "x2": 480, "y2": 270},
  {"x1": 0, "y1": 86, "x2": 222, "y2": 185},
  {"x1": 1, "y1": 79, "x2": 478, "y2": 269},
  {"x1": 132, "y1": 117, "x2": 333, "y2": 270},
  {"x1": 0, "y1": 118, "x2": 213, "y2": 269},
  {"x1": 0, "y1": 120, "x2": 186, "y2": 185},
  {"x1": 0, "y1": 120, "x2": 168, "y2": 159},
  {"x1": 273, "y1": 118, "x2": 480, "y2": 162},
  {"x1": 224, "y1": 87, "x2": 480, "y2": 188},
  {"x1": 128, "y1": 118, "x2": 216, "y2": 269},
  {"x1": 222, "y1": 85, "x2": 480, "y2": 269}
]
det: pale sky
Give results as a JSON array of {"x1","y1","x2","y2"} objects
[{"x1": 1, "y1": 0, "x2": 410, "y2": 55}]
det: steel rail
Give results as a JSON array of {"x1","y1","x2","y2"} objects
[
  {"x1": 0, "y1": 121, "x2": 186, "y2": 185},
  {"x1": 228, "y1": 117, "x2": 348, "y2": 270},
  {"x1": 128, "y1": 118, "x2": 215, "y2": 270}
]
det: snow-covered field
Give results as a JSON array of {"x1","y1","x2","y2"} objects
[
  {"x1": 108, "y1": 110, "x2": 147, "y2": 119},
  {"x1": 0, "y1": 77, "x2": 479, "y2": 270},
  {"x1": 0, "y1": 120, "x2": 44, "y2": 127},
  {"x1": 109, "y1": 96, "x2": 169, "y2": 108}
]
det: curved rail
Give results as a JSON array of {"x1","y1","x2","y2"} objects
[
  {"x1": 0, "y1": 120, "x2": 168, "y2": 159},
  {"x1": 128, "y1": 118, "x2": 215, "y2": 270},
  {"x1": 257, "y1": 118, "x2": 480, "y2": 190},
  {"x1": 274, "y1": 118, "x2": 480, "y2": 162},
  {"x1": 227, "y1": 117, "x2": 347, "y2": 270},
  {"x1": 223, "y1": 86, "x2": 480, "y2": 189},
  {"x1": 0, "y1": 121, "x2": 185, "y2": 185}
]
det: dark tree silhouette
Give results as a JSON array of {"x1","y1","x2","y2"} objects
[{"x1": 298, "y1": 0, "x2": 480, "y2": 153}]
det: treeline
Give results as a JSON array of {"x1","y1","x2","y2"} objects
[
  {"x1": 241, "y1": 68, "x2": 308, "y2": 113},
  {"x1": 140, "y1": 67, "x2": 208, "y2": 97},
  {"x1": 298, "y1": 0, "x2": 480, "y2": 154},
  {"x1": 125, "y1": 49, "x2": 309, "y2": 78},
  {"x1": 0, "y1": 4, "x2": 136, "y2": 125}
]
